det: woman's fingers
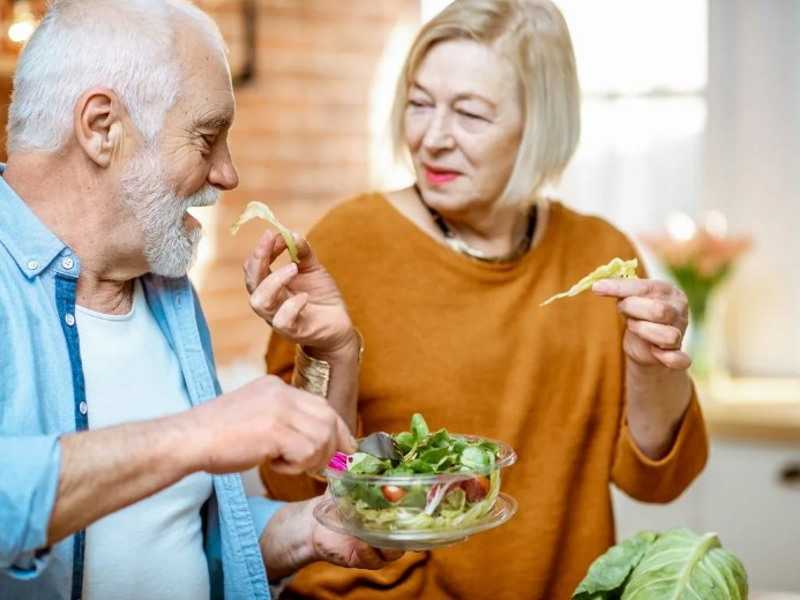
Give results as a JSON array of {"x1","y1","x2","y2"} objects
[
  {"x1": 272, "y1": 292, "x2": 309, "y2": 331},
  {"x1": 627, "y1": 319, "x2": 683, "y2": 350},
  {"x1": 270, "y1": 232, "x2": 319, "y2": 269},
  {"x1": 244, "y1": 229, "x2": 278, "y2": 293},
  {"x1": 651, "y1": 347, "x2": 693, "y2": 370},
  {"x1": 249, "y1": 263, "x2": 299, "y2": 321},
  {"x1": 617, "y1": 296, "x2": 683, "y2": 326}
]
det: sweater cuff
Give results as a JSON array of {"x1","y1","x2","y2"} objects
[{"x1": 612, "y1": 384, "x2": 708, "y2": 502}]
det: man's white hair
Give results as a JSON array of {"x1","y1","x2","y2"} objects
[{"x1": 7, "y1": 0, "x2": 226, "y2": 154}]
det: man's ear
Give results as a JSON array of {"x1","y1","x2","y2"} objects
[{"x1": 73, "y1": 88, "x2": 130, "y2": 168}]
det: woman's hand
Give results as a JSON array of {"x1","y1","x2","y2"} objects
[
  {"x1": 593, "y1": 278, "x2": 691, "y2": 371},
  {"x1": 593, "y1": 278, "x2": 693, "y2": 459},
  {"x1": 245, "y1": 229, "x2": 356, "y2": 355}
]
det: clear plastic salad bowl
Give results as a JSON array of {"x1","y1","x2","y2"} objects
[{"x1": 314, "y1": 432, "x2": 518, "y2": 551}]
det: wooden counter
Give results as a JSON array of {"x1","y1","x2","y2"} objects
[{"x1": 698, "y1": 376, "x2": 800, "y2": 444}]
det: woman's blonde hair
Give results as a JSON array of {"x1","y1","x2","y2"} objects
[{"x1": 391, "y1": 0, "x2": 580, "y2": 204}]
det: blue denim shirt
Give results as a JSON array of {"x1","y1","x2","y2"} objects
[{"x1": 0, "y1": 167, "x2": 283, "y2": 600}]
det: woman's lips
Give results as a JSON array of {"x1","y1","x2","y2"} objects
[{"x1": 423, "y1": 166, "x2": 461, "y2": 185}]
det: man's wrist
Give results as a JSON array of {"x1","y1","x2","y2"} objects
[{"x1": 167, "y1": 405, "x2": 219, "y2": 477}]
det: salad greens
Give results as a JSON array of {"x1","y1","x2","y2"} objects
[
  {"x1": 329, "y1": 413, "x2": 503, "y2": 532},
  {"x1": 572, "y1": 529, "x2": 748, "y2": 600},
  {"x1": 344, "y1": 413, "x2": 499, "y2": 477},
  {"x1": 541, "y1": 257, "x2": 638, "y2": 306},
  {"x1": 230, "y1": 201, "x2": 299, "y2": 263}
]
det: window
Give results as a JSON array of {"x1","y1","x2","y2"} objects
[{"x1": 414, "y1": 0, "x2": 709, "y2": 234}]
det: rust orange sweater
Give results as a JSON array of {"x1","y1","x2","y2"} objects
[{"x1": 261, "y1": 194, "x2": 708, "y2": 600}]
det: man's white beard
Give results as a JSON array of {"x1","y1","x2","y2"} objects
[{"x1": 119, "y1": 146, "x2": 219, "y2": 278}]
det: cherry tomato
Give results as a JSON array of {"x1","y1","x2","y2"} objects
[
  {"x1": 381, "y1": 485, "x2": 407, "y2": 503},
  {"x1": 461, "y1": 475, "x2": 490, "y2": 502}
]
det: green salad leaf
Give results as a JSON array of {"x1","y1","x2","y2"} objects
[
  {"x1": 572, "y1": 531, "x2": 656, "y2": 600},
  {"x1": 572, "y1": 529, "x2": 748, "y2": 600},
  {"x1": 410, "y1": 413, "x2": 430, "y2": 441},
  {"x1": 541, "y1": 257, "x2": 638, "y2": 306},
  {"x1": 230, "y1": 201, "x2": 299, "y2": 263}
]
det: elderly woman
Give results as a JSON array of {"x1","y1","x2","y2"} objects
[{"x1": 245, "y1": 0, "x2": 708, "y2": 598}]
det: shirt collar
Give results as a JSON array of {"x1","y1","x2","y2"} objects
[{"x1": 0, "y1": 163, "x2": 68, "y2": 279}]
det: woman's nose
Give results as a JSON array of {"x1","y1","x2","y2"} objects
[{"x1": 422, "y1": 111, "x2": 456, "y2": 153}]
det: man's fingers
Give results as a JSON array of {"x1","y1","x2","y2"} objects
[
  {"x1": 286, "y1": 402, "x2": 348, "y2": 470},
  {"x1": 375, "y1": 547, "x2": 404, "y2": 562},
  {"x1": 335, "y1": 414, "x2": 358, "y2": 453},
  {"x1": 353, "y1": 543, "x2": 388, "y2": 570}
]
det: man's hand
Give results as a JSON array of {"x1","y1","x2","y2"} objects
[
  {"x1": 185, "y1": 376, "x2": 356, "y2": 475},
  {"x1": 261, "y1": 496, "x2": 404, "y2": 582},
  {"x1": 245, "y1": 229, "x2": 356, "y2": 358}
]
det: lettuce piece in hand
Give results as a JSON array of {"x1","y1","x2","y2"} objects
[
  {"x1": 541, "y1": 257, "x2": 638, "y2": 306},
  {"x1": 230, "y1": 201, "x2": 299, "y2": 263},
  {"x1": 572, "y1": 529, "x2": 748, "y2": 600}
]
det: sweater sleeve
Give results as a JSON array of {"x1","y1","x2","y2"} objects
[{"x1": 611, "y1": 383, "x2": 709, "y2": 503}]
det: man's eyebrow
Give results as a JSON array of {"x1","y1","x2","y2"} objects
[{"x1": 193, "y1": 113, "x2": 233, "y2": 130}]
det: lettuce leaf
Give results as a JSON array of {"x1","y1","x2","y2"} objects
[
  {"x1": 230, "y1": 201, "x2": 299, "y2": 263},
  {"x1": 572, "y1": 529, "x2": 748, "y2": 600},
  {"x1": 541, "y1": 257, "x2": 638, "y2": 306},
  {"x1": 572, "y1": 531, "x2": 656, "y2": 600}
]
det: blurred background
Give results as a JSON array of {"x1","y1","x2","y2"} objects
[{"x1": 0, "y1": 0, "x2": 797, "y2": 594}]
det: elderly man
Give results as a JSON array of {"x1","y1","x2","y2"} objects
[{"x1": 0, "y1": 1, "x2": 397, "y2": 599}]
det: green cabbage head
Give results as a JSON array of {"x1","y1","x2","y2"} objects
[{"x1": 572, "y1": 528, "x2": 748, "y2": 600}]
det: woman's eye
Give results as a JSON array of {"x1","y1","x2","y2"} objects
[
  {"x1": 458, "y1": 110, "x2": 484, "y2": 121},
  {"x1": 409, "y1": 100, "x2": 429, "y2": 108}
]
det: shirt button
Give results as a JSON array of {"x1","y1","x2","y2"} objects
[
  {"x1": 64, "y1": 313, "x2": 76, "y2": 327},
  {"x1": 79, "y1": 401, "x2": 88, "y2": 415},
  {"x1": 27, "y1": 260, "x2": 39, "y2": 271},
  {"x1": 61, "y1": 257, "x2": 75, "y2": 270}
]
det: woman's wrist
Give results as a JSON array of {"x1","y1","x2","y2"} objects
[
  {"x1": 304, "y1": 328, "x2": 363, "y2": 365},
  {"x1": 625, "y1": 361, "x2": 693, "y2": 459},
  {"x1": 293, "y1": 329, "x2": 363, "y2": 398}
]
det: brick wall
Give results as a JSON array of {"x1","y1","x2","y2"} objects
[
  {"x1": 196, "y1": 0, "x2": 419, "y2": 367},
  {"x1": 0, "y1": 1, "x2": 419, "y2": 368}
]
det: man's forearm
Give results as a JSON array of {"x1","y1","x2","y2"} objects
[
  {"x1": 47, "y1": 413, "x2": 197, "y2": 545},
  {"x1": 624, "y1": 361, "x2": 693, "y2": 460}
]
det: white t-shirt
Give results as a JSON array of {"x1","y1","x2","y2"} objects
[{"x1": 76, "y1": 280, "x2": 213, "y2": 600}]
